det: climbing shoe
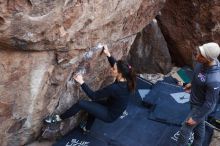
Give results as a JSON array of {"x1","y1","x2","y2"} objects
[
  {"x1": 44, "y1": 114, "x2": 62, "y2": 124},
  {"x1": 79, "y1": 120, "x2": 89, "y2": 132}
]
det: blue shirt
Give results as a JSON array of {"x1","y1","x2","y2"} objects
[{"x1": 190, "y1": 60, "x2": 220, "y2": 121}]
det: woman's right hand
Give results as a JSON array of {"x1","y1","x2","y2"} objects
[
  {"x1": 73, "y1": 74, "x2": 84, "y2": 85},
  {"x1": 103, "y1": 45, "x2": 111, "y2": 57}
]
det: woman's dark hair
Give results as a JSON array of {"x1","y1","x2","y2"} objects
[{"x1": 116, "y1": 60, "x2": 136, "y2": 93}]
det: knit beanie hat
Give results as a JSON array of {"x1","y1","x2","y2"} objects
[{"x1": 199, "y1": 42, "x2": 220, "y2": 60}]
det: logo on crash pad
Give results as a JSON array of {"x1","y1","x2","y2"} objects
[
  {"x1": 170, "y1": 92, "x2": 190, "y2": 104},
  {"x1": 171, "y1": 130, "x2": 194, "y2": 144},
  {"x1": 138, "y1": 89, "x2": 150, "y2": 100},
  {"x1": 120, "y1": 110, "x2": 128, "y2": 119},
  {"x1": 66, "y1": 139, "x2": 90, "y2": 146}
]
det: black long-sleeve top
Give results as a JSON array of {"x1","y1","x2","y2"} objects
[{"x1": 80, "y1": 56, "x2": 132, "y2": 120}]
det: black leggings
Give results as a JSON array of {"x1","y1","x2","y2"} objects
[{"x1": 60, "y1": 100, "x2": 114, "y2": 123}]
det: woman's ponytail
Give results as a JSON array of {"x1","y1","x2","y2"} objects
[{"x1": 116, "y1": 60, "x2": 136, "y2": 93}]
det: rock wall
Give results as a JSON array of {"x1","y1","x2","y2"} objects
[
  {"x1": 0, "y1": 0, "x2": 165, "y2": 145},
  {"x1": 127, "y1": 19, "x2": 172, "y2": 74},
  {"x1": 0, "y1": 0, "x2": 164, "y2": 51},
  {"x1": 0, "y1": 50, "x2": 55, "y2": 146},
  {"x1": 157, "y1": 0, "x2": 220, "y2": 66}
]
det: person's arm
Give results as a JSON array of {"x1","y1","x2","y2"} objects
[
  {"x1": 191, "y1": 82, "x2": 220, "y2": 123},
  {"x1": 103, "y1": 45, "x2": 116, "y2": 67},
  {"x1": 107, "y1": 56, "x2": 116, "y2": 67},
  {"x1": 183, "y1": 82, "x2": 190, "y2": 87},
  {"x1": 81, "y1": 83, "x2": 113, "y2": 100},
  {"x1": 73, "y1": 74, "x2": 113, "y2": 100}
]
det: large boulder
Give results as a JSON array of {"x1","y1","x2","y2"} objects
[
  {"x1": 127, "y1": 19, "x2": 172, "y2": 74},
  {"x1": 0, "y1": 0, "x2": 164, "y2": 51},
  {"x1": 0, "y1": 0, "x2": 165, "y2": 145},
  {"x1": 0, "y1": 50, "x2": 55, "y2": 146},
  {"x1": 157, "y1": 0, "x2": 220, "y2": 66}
]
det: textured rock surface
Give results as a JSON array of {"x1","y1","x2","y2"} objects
[
  {"x1": 127, "y1": 19, "x2": 172, "y2": 74},
  {"x1": 0, "y1": 0, "x2": 165, "y2": 145},
  {"x1": 0, "y1": 0, "x2": 164, "y2": 51},
  {"x1": 0, "y1": 31, "x2": 136, "y2": 146},
  {"x1": 157, "y1": 0, "x2": 220, "y2": 66},
  {"x1": 0, "y1": 50, "x2": 55, "y2": 146},
  {"x1": 210, "y1": 131, "x2": 220, "y2": 146}
]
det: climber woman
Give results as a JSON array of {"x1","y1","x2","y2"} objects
[{"x1": 44, "y1": 45, "x2": 136, "y2": 130}]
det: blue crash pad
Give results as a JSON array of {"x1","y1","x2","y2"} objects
[
  {"x1": 53, "y1": 76, "x2": 213, "y2": 146},
  {"x1": 145, "y1": 81, "x2": 190, "y2": 125}
]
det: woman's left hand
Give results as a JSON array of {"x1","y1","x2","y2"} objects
[
  {"x1": 73, "y1": 74, "x2": 84, "y2": 85},
  {"x1": 103, "y1": 45, "x2": 111, "y2": 57}
]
